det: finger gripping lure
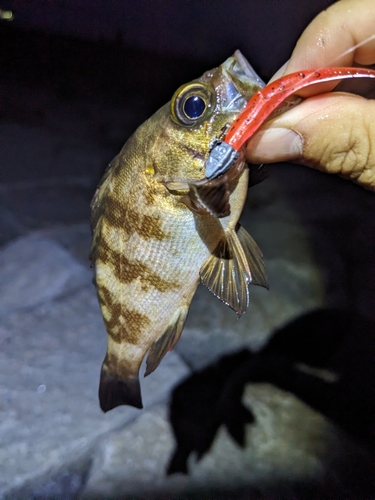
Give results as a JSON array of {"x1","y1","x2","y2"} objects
[{"x1": 205, "y1": 67, "x2": 375, "y2": 179}]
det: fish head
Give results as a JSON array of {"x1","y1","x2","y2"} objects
[{"x1": 150, "y1": 51, "x2": 264, "y2": 184}]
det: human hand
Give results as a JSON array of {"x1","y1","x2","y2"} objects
[{"x1": 246, "y1": 0, "x2": 375, "y2": 190}]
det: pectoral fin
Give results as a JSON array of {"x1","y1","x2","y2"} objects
[
  {"x1": 163, "y1": 160, "x2": 247, "y2": 219},
  {"x1": 145, "y1": 306, "x2": 189, "y2": 376},
  {"x1": 200, "y1": 225, "x2": 267, "y2": 317},
  {"x1": 186, "y1": 181, "x2": 231, "y2": 218},
  {"x1": 164, "y1": 177, "x2": 231, "y2": 218}
]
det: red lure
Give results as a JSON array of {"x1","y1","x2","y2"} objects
[{"x1": 205, "y1": 67, "x2": 375, "y2": 179}]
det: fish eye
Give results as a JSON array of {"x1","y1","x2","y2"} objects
[
  {"x1": 171, "y1": 82, "x2": 214, "y2": 126},
  {"x1": 184, "y1": 95, "x2": 206, "y2": 119}
]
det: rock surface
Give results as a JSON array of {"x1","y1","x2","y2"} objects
[
  {"x1": 0, "y1": 264, "x2": 189, "y2": 497},
  {"x1": 0, "y1": 235, "x2": 91, "y2": 314},
  {"x1": 78, "y1": 387, "x2": 373, "y2": 500}
]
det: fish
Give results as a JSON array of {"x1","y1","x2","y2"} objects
[
  {"x1": 206, "y1": 67, "x2": 375, "y2": 179},
  {"x1": 90, "y1": 51, "x2": 269, "y2": 411}
]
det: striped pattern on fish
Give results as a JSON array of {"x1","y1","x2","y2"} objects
[{"x1": 91, "y1": 52, "x2": 268, "y2": 410}]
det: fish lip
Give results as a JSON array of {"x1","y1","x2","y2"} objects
[
  {"x1": 222, "y1": 50, "x2": 265, "y2": 88},
  {"x1": 229, "y1": 50, "x2": 265, "y2": 88},
  {"x1": 218, "y1": 50, "x2": 265, "y2": 114}
]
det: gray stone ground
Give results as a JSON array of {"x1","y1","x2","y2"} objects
[{"x1": 1, "y1": 82, "x2": 374, "y2": 499}]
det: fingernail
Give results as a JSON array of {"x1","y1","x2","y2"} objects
[{"x1": 248, "y1": 128, "x2": 303, "y2": 162}]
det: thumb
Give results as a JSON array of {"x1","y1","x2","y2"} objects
[{"x1": 246, "y1": 92, "x2": 375, "y2": 190}]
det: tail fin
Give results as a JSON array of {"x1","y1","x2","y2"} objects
[{"x1": 99, "y1": 368, "x2": 143, "y2": 411}]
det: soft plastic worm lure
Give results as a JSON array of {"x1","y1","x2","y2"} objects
[{"x1": 205, "y1": 67, "x2": 375, "y2": 179}]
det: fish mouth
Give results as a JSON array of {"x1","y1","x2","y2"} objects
[
  {"x1": 231, "y1": 50, "x2": 265, "y2": 87},
  {"x1": 220, "y1": 51, "x2": 265, "y2": 113}
]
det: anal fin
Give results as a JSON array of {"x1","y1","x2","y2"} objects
[
  {"x1": 199, "y1": 229, "x2": 250, "y2": 317},
  {"x1": 145, "y1": 307, "x2": 189, "y2": 377}
]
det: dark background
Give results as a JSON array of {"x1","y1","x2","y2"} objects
[{"x1": 1, "y1": 0, "x2": 335, "y2": 128}]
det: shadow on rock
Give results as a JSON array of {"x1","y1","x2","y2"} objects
[{"x1": 167, "y1": 308, "x2": 375, "y2": 481}]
